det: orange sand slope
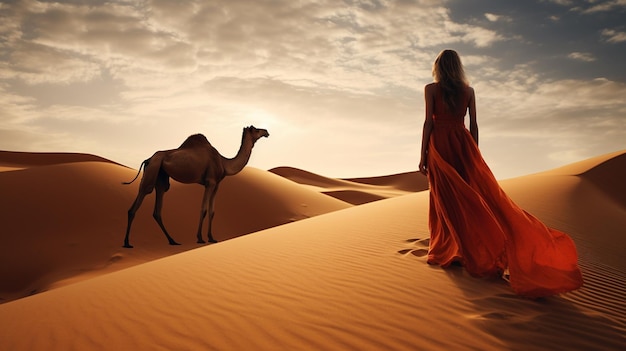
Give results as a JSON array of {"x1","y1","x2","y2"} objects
[
  {"x1": 0, "y1": 150, "x2": 120, "y2": 170},
  {"x1": 0, "y1": 152, "x2": 352, "y2": 303},
  {"x1": 0, "y1": 150, "x2": 625, "y2": 350},
  {"x1": 271, "y1": 166, "x2": 427, "y2": 204}
]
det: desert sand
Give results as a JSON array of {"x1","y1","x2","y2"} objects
[{"x1": 0, "y1": 149, "x2": 624, "y2": 350}]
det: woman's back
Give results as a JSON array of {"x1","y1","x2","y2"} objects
[{"x1": 431, "y1": 82, "x2": 471, "y2": 122}]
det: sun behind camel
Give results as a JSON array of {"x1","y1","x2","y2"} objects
[{"x1": 122, "y1": 125, "x2": 269, "y2": 248}]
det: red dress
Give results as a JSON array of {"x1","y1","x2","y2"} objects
[{"x1": 426, "y1": 83, "x2": 583, "y2": 297}]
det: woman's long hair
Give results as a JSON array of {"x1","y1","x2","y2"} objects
[{"x1": 432, "y1": 49, "x2": 469, "y2": 111}]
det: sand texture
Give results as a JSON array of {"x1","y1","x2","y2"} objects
[{"x1": 0, "y1": 150, "x2": 625, "y2": 350}]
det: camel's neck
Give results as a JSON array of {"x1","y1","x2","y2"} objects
[{"x1": 222, "y1": 134, "x2": 254, "y2": 176}]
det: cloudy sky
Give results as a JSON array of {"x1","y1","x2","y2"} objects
[{"x1": 1, "y1": 0, "x2": 625, "y2": 179}]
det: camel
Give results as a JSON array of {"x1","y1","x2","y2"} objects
[{"x1": 122, "y1": 125, "x2": 269, "y2": 248}]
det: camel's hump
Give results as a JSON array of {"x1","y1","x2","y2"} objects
[{"x1": 179, "y1": 134, "x2": 211, "y2": 148}]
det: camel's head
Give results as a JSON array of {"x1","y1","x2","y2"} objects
[{"x1": 245, "y1": 125, "x2": 270, "y2": 143}]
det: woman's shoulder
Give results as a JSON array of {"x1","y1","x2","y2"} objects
[
  {"x1": 460, "y1": 84, "x2": 474, "y2": 96},
  {"x1": 425, "y1": 82, "x2": 438, "y2": 92}
]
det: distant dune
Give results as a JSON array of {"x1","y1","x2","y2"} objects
[
  {"x1": 0, "y1": 149, "x2": 624, "y2": 350},
  {"x1": 345, "y1": 170, "x2": 429, "y2": 192},
  {"x1": 270, "y1": 166, "x2": 425, "y2": 204},
  {"x1": 0, "y1": 150, "x2": 122, "y2": 170}
]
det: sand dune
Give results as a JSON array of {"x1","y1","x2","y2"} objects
[
  {"x1": 579, "y1": 151, "x2": 626, "y2": 209},
  {"x1": 0, "y1": 150, "x2": 121, "y2": 170},
  {"x1": 270, "y1": 166, "x2": 425, "y2": 204},
  {"x1": 0, "y1": 153, "x2": 350, "y2": 302},
  {"x1": 0, "y1": 150, "x2": 625, "y2": 350},
  {"x1": 345, "y1": 170, "x2": 429, "y2": 192}
]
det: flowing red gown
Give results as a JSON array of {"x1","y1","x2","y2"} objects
[{"x1": 426, "y1": 83, "x2": 583, "y2": 298}]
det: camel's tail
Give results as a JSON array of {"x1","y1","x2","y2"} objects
[{"x1": 122, "y1": 159, "x2": 148, "y2": 185}]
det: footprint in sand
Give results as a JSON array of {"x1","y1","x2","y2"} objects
[
  {"x1": 405, "y1": 238, "x2": 430, "y2": 246},
  {"x1": 398, "y1": 238, "x2": 430, "y2": 257}
]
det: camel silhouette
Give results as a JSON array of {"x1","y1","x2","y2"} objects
[{"x1": 122, "y1": 126, "x2": 269, "y2": 248}]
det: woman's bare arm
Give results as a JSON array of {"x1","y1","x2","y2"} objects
[
  {"x1": 419, "y1": 84, "x2": 435, "y2": 175},
  {"x1": 468, "y1": 87, "x2": 478, "y2": 146}
]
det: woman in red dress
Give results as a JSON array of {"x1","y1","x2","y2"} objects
[{"x1": 418, "y1": 49, "x2": 583, "y2": 298}]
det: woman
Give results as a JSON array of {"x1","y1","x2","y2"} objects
[{"x1": 418, "y1": 49, "x2": 583, "y2": 298}]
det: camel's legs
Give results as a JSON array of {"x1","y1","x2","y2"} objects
[
  {"x1": 124, "y1": 191, "x2": 147, "y2": 248},
  {"x1": 206, "y1": 183, "x2": 219, "y2": 243},
  {"x1": 153, "y1": 176, "x2": 181, "y2": 246},
  {"x1": 196, "y1": 183, "x2": 217, "y2": 243}
]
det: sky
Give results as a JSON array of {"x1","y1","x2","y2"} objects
[{"x1": 1, "y1": 0, "x2": 625, "y2": 179}]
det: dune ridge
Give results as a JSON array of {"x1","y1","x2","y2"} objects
[
  {"x1": 0, "y1": 150, "x2": 120, "y2": 170},
  {"x1": 579, "y1": 152, "x2": 626, "y2": 208},
  {"x1": 270, "y1": 166, "x2": 426, "y2": 204},
  {"x1": 345, "y1": 170, "x2": 429, "y2": 192},
  {"x1": 0, "y1": 150, "x2": 624, "y2": 350}
]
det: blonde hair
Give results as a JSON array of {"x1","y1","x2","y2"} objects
[{"x1": 432, "y1": 49, "x2": 469, "y2": 110}]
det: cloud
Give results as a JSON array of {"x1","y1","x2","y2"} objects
[
  {"x1": 579, "y1": 0, "x2": 626, "y2": 13},
  {"x1": 545, "y1": 0, "x2": 574, "y2": 5},
  {"x1": 484, "y1": 13, "x2": 512, "y2": 22},
  {"x1": 1, "y1": 0, "x2": 505, "y2": 91},
  {"x1": 601, "y1": 28, "x2": 626, "y2": 43},
  {"x1": 474, "y1": 73, "x2": 626, "y2": 177},
  {"x1": 0, "y1": 42, "x2": 101, "y2": 84},
  {"x1": 7, "y1": 1, "x2": 196, "y2": 76},
  {"x1": 567, "y1": 52, "x2": 596, "y2": 62}
]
